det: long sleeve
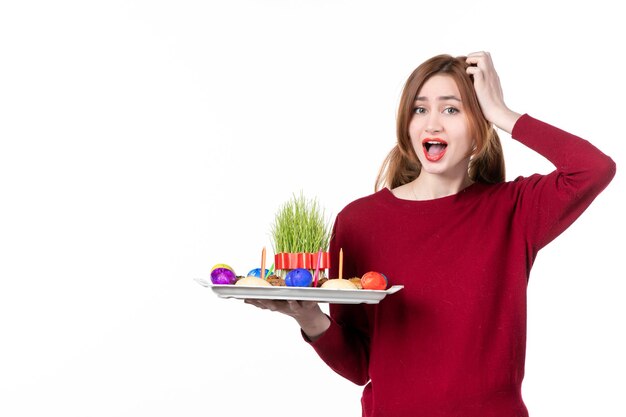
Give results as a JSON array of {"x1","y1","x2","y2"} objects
[{"x1": 511, "y1": 114, "x2": 616, "y2": 252}]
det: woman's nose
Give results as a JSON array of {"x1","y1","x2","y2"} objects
[{"x1": 425, "y1": 115, "x2": 442, "y2": 134}]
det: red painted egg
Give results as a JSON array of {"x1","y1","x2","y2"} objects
[{"x1": 361, "y1": 271, "x2": 388, "y2": 290}]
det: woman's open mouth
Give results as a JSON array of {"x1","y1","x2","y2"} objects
[{"x1": 422, "y1": 138, "x2": 448, "y2": 162}]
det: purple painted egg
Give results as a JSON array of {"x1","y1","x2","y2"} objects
[
  {"x1": 285, "y1": 268, "x2": 313, "y2": 287},
  {"x1": 210, "y1": 267, "x2": 237, "y2": 285}
]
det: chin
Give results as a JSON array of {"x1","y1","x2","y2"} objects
[{"x1": 419, "y1": 162, "x2": 448, "y2": 175}]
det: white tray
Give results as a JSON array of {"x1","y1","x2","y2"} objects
[{"x1": 194, "y1": 278, "x2": 403, "y2": 304}]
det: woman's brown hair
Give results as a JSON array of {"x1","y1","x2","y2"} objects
[{"x1": 375, "y1": 54, "x2": 505, "y2": 191}]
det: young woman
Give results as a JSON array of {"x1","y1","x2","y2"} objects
[{"x1": 245, "y1": 52, "x2": 616, "y2": 416}]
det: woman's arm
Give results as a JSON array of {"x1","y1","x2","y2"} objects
[
  {"x1": 510, "y1": 115, "x2": 616, "y2": 250},
  {"x1": 467, "y1": 51, "x2": 615, "y2": 249}
]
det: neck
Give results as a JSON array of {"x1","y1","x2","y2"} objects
[{"x1": 411, "y1": 173, "x2": 473, "y2": 200}]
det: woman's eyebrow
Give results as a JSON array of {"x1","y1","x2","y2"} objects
[{"x1": 415, "y1": 95, "x2": 462, "y2": 102}]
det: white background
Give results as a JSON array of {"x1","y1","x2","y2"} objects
[{"x1": 1, "y1": 1, "x2": 624, "y2": 416}]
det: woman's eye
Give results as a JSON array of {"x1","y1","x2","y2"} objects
[
  {"x1": 443, "y1": 107, "x2": 459, "y2": 115},
  {"x1": 413, "y1": 107, "x2": 426, "y2": 114}
]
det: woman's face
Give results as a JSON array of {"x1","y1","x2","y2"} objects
[{"x1": 409, "y1": 74, "x2": 474, "y2": 180}]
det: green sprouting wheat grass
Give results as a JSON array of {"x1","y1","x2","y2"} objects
[{"x1": 270, "y1": 192, "x2": 332, "y2": 254}]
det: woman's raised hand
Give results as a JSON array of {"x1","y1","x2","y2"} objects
[{"x1": 466, "y1": 51, "x2": 521, "y2": 133}]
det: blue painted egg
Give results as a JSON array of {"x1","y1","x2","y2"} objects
[
  {"x1": 247, "y1": 268, "x2": 270, "y2": 278},
  {"x1": 285, "y1": 268, "x2": 313, "y2": 287}
]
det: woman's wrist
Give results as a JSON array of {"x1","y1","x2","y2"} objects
[
  {"x1": 298, "y1": 312, "x2": 331, "y2": 342},
  {"x1": 492, "y1": 108, "x2": 522, "y2": 134}
]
